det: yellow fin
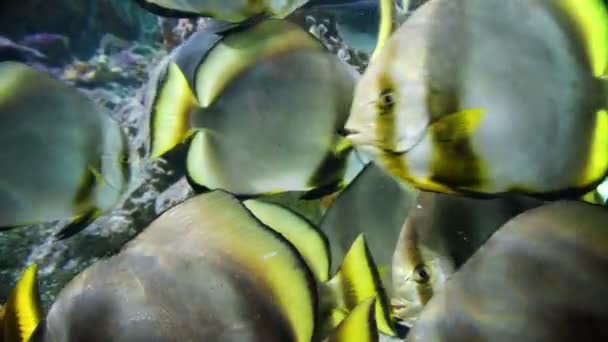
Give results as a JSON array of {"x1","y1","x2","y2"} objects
[
  {"x1": 580, "y1": 110, "x2": 608, "y2": 186},
  {"x1": 2, "y1": 264, "x2": 42, "y2": 342},
  {"x1": 87, "y1": 165, "x2": 104, "y2": 186},
  {"x1": 581, "y1": 189, "x2": 604, "y2": 205},
  {"x1": 372, "y1": 0, "x2": 394, "y2": 60},
  {"x1": 324, "y1": 297, "x2": 378, "y2": 342},
  {"x1": 334, "y1": 136, "x2": 353, "y2": 155},
  {"x1": 322, "y1": 234, "x2": 395, "y2": 337},
  {"x1": 243, "y1": 199, "x2": 330, "y2": 282},
  {"x1": 149, "y1": 61, "x2": 197, "y2": 158},
  {"x1": 429, "y1": 108, "x2": 485, "y2": 143},
  {"x1": 555, "y1": 0, "x2": 608, "y2": 76}
]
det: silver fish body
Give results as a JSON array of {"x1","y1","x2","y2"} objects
[
  {"x1": 346, "y1": 0, "x2": 608, "y2": 198},
  {"x1": 0, "y1": 62, "x2": 129, "y2": 229},
  {"x1": 406, "y1": 201, "x2": 608, "y2": 342}
]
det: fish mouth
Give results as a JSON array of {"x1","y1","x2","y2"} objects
[
  {"x1": 391, "y1": 297, "x2": 419, "y2": 328},
  {"x1": 342, "y1": 125, "x2": 428, "y2": 157}
]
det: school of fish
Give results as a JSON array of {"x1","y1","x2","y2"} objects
[{"x1": 2, "y1": 0, "x2": 608, "y2": 341}]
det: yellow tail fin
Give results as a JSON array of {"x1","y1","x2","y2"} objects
[
  {"x1": 324, "y1": 297, "x2": 379, "y2": 342},
  {"x1": 2, "y1": 264, "x2": 42, "y2": 342},
  {"x1": 320, "y1": 235, "x2": 396, "y2": 337},
  {"x1": 149, "y1": 61, "x2": 197, "y2": 158}
]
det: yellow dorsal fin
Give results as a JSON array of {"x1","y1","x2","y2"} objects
[
  {"x1": 243, "y1": 199, "x2": 331, "y2": 281},
  {"x1": 429, "y1": 108, "x2": 485, "y2": 143},
  {"x1": 322, "y1": 234, "x2": 396, "y2": 337},
  {"x1": 372, "y1": 0, "x2": 394, "y2": 61},
  {"x1": 324, "y1": 297, "x2": 379, "y2": 342},
  {"x1": 149, "y1": 61, "x2": 198, "y2": 158},
  {"x1": 555, "y1": 0, "x2": 608, "y2": 76},
  {"x1": 3, "y1": 264, "x2": 42, "y2": 342}
]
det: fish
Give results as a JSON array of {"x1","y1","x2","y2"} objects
[
  {"x1": 0, "y1": 264, "x2": 42, "y2": 342},
  {"x1": 33, "y1": 191, "x2": 393, "y2": 341},
  {"x1": 405, "y1": 201, "x2": 608, "y2": 342},
  {"x1": 391, "y1": 191, "x2": 542, "y2": 327},
  {"x1": 0, "y1": 61, "x2": 132, "y2": 239},
  {"x1": 133, "y1": 0, "x2": 309, "y2": 22},
  {"x1": 319, "y1": 162, "x2": 417, "y2": 286},
  {"x1": 148, "y1": 19, "x2": 360, "y2": 198},
  {"x1": 345, "y1": 0, "x2": 608, "y2": 199}
]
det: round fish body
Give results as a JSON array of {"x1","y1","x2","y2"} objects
[
  {"x1": 33, "y1": 191, "x2": 316, "y2": 342},
  {"x1": 0, "y1": 62, "x2": 129, "y2": 228},
  {"x1": 135, "y1": 0, "x2": 309, "y2": 22},
  {"x1": 406, "y1": 201, "x2": 608, "y2": 342},
  {"x1": 148, "y1": 19, "x2": 359, "y2": 197},
  {"x1": 391, "y1": 191, "x2": 542, "y2": 327},
  {"x1": 346, "y1": 0, "x2": 608, "y2": 197},
  {"x1": 184, "y1": 20, "x2": 358, "y2": 196}
]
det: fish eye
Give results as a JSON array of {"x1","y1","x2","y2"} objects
[
  {"x1": 377, "y1": 89, "x2": 395, "y2": 114},
  {"x1": 413, "y1": 264, "x2": 430, "y2": 284}
]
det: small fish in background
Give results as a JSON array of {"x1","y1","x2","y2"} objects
[
  {"x1": 319, "y1": 163, "x2": 417, "y2": 288},
  {"x1": 391, "y1": 191, "x2": 542, "y2": 327},
  {"x1": 406, "y1": 201, "x2": 608, "y2": 342},
  {"x1": 132, "y1": 0, "x2": 309, "y2": 22},
  {"x1": 345, "y1": 0, "x2": 608, "y2": 199},
  {"x1": 148, "y1": 19, "x2": 361, "y2": 198},
  {"x1": 0, "y1": 264, "x2": 42, "y2": 342},
  {"x1": 32, "y1": 191, "x2": 393, "y2": 341},
  {"x1": 0, "y1": 61, "x2": 134, "y2": 239}
]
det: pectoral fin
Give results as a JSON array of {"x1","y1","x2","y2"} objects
[{"x1": 429, "y1": 108, "x2": 485, "y2": 143}]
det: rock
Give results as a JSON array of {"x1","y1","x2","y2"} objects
[
  {"x1": 18, "y1": 33, "x2": 71, "y2": 64},
  {"x1": 0, "y1": 36, "x2": 45, "y2": 62},
  {"x1": 0, "y1": 0, "x2": 160, "y2": 58}
]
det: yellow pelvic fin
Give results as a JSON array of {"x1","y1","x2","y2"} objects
[
  {"x1": 149, "y1": 61, "x2": 197, "y2": 159},
  {"x1": 580, "y1": 110, "x2": 608, "y2": 186},
  {"x1": 243, "y1": 199, "x2": 331, "y2": 281},
  {"x1": 322, "y1": 234, "x2": 395, "y2": 337},
  {"x1": 324, "y1": 297, "x2": 379, "y2": 342},
  {"x1": 428, "y1": 108, "x2": 485, "y2": 143},
  {"x1": 555, "y1": 0, "x2": 608, "y2": 76},
  {"x1": 334, "y1": 136, "x2": 353, "y2": 156},
  {"x1": 372, "y1": 0, "x2": 394, "y2": 61},
  {"x1": 2, "y1": 264, "x2": 42, "y2": 342}
]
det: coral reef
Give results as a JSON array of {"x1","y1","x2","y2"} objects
[{"x1": 0, "y1": 0, "x2": 160, "y2": 58}]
